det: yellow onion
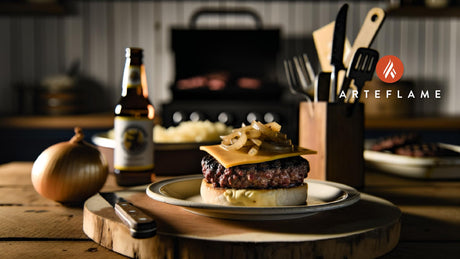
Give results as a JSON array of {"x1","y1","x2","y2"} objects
[{"x1": 32, "y1": 127, "x2": 108, "y2": 204}]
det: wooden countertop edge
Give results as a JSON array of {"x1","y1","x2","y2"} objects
[
  {"x1": 0, "y1": 114, "x2": 460, "y2": 130},
  {"x1": 365, "y1": 116, "x2": 460, "y2": 130},
  {"x1": 0, "y1": 113, "x2": 114, "y2": 129},
  {"x1": 1, "y1": 240, "x2": 458, "y2": 259}
]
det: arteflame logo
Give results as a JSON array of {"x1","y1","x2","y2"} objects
[
  {"x1": 376, "y1": 55, "x2": 404, "y2": 83},
  {"x1": 383, "y1": 60, "x2": 396, "y2": 79}
]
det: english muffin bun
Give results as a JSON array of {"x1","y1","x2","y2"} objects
[{"x1": 200, "y1": 179, "x2": 308, "y2": 207}]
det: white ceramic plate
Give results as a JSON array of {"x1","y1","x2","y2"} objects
[
  {"x1": 364, "y1": 143, "x2": 460, "y2": 179},
  {"x1": 146, "y1": 175, "x2": 360, "y2": 220}
]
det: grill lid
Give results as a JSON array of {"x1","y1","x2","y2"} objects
[{"x1": 170, "y1": 8, "x2": 282, "y2": 100}]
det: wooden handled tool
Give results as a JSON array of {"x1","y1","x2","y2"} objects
[{"x1": 344, "y1": 8, "x2": 385, "y2": 67}]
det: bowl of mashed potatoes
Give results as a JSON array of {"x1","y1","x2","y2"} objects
[{"x1": 93, "y1": 120, "x2": 232, "y2": 176}]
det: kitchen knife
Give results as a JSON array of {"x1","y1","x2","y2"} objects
[
  {"x1": 329, "y1": 3, "x2": 349, "y2": 102},
  {"x1": 99, "y1": 192, "x2": 157, "y2": 239},
  {"x1": 313, "y1": 22, "x2": 351, "y2": 73}
]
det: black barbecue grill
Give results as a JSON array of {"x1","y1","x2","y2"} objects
[{"x1": 161, "y1": 8, "x2": 299, "y2": 141}]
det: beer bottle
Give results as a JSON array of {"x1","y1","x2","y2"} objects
[{"x1": 114, "y1": 47, "x2": 155, "y2": 186}]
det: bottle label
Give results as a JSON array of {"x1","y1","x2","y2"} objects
[
  {"x1": 126, "y1": 65, "x2": 141, "y2": 88},
  {"x1": 114, "y1": 116, "x2": 154, "y2": 171}
]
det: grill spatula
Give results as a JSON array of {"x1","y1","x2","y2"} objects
[{"x1": 345, "y1": 48, "x2": 379, "y2": 109}]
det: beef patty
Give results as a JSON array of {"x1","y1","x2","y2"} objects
[{"x1": 201, "y1": 155, "x2": 310, "y2": 189}]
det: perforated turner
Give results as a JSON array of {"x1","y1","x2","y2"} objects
[{"x1": 345, "y1": 48, "x2": 379, "y2": 106}]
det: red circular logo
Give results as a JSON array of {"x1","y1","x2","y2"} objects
[{"x1": 376, "y1": 55, "x2": 404, "y2": 83}]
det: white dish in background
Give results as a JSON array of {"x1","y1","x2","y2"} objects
[
  {"x1": 364, "y1": 143, "x2": 460, "y2": 179},
  {"x1": 91, "y1": 132, "x2": 218, "y2": 150},
  {"x1": 146, "y1": 175, "x2": 360, "y2": 221},
  {"x1": 92, "y1": 132, "x2": 217, "y2": 176}
]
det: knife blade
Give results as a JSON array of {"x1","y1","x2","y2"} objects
[
  {"x1": 312, "y1": 21, "x2": 352, "y2": 72},
  {"x1": 99, "y1": 192, "x2": 156, "y2": 239},
  {"x1": 329, "y1": 3, "x2": 348, "y2": 102}
]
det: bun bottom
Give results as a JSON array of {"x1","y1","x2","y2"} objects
[{"x1": 200, "y1": 179, "x2": 308, "y2": 207}]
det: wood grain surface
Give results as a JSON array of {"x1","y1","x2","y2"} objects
[
  {"x1": 299, "y1": 102, "x2": 364, "y2": 188},
  {"x1": 1, "y1": 162, "x2": 459, "y2": 258},
  {"x1": 83, "y1": 183, "x2": 401, "y2": 258}
]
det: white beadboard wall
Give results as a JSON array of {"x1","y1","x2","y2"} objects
[{"x1": 1, "y1": 0, "x2": 459, "y2": 116}]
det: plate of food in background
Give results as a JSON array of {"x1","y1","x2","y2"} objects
[{"x1": 364, "y1": 134, "x2": 460, "y2": 179}]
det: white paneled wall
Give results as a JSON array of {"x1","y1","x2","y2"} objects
[{"x1": 1, "y1": 0, "x2": 459, "y2": 115}]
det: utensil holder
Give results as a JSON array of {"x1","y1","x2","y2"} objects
[{"x1": 299, "y1": 102, "x2": 364, "y2": 189}]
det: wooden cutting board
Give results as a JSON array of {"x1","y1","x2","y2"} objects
[{"x1": 83, "y1": 185, "x2": 401, "y2": 259}]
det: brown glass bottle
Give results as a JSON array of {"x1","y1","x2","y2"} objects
[{"x1": 114, "y1": 48, "x2": 155, "y2": 186}]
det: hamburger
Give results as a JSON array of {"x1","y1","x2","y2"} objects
[{"x1": 199, "y1": 121, "x2": 315, "y2": 207}]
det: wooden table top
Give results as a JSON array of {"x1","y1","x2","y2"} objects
[{"x1": 0, "y1": 162, "x2": 459, "y2": 258}]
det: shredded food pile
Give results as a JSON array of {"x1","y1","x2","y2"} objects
[{"x1": 220, "y1": 121, "x2": 294, "y2": 156}]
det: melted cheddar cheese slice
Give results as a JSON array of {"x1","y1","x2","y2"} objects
[{"x1": 200, "y1": 145, "x2": 316, "y2": 168}]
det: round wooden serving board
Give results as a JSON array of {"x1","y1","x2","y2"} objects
[{"x1": 83, "y1": 186, "x2": 401, "y2": 259}]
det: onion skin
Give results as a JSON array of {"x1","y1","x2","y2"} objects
[{"x1": 31, "y1": 128, "x2": 108, "y2": 204}]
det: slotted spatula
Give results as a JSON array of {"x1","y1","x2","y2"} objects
[{"x1": 345, "y1": 48, "x2": 379, "y2": 104}]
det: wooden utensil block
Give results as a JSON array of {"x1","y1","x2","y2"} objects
[{"x1": 299, "y1": 102, "x2": 364, "y2": 188}]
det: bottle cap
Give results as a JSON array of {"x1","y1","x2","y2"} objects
[{"x1": 125, "y1": 47, "x2": 143, "y2": 58}]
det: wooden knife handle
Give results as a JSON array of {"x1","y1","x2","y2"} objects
[
  {"x1": 345, "y1": 8, "x2": 385, "y2": 67},
  {"x1": 114, "y1": 201, "x2": 156, "y2": 233}
]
